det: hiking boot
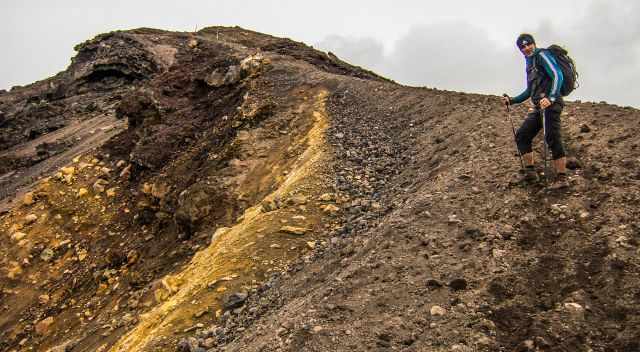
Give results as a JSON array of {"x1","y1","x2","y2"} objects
[
  {"x1": 517, "y1": 167, "x2": 539, "y2": 184},
  {"x1": 547, "y1": 173, "x2": 570, "y2": 190}
]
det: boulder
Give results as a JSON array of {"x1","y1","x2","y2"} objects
[
  {"x1": 205, "y1": 69, "x2": 225, "y2": 87},
  {"x1": 240, "y1": 52, "x2": 265, "y2": 77},
  {"x1": 223, "y1": 65, "x2": 242, "y2": 85},
  {"x1": 175, "y1": 183, "x2": 227, "y2": 236},
  {"x1": 115, "y1": 90, "x2": 160, "y2": 128}
]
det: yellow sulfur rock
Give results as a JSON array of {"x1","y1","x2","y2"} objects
[{"x1": 61, "y1": 166, "x2": 75, "y2": 176}]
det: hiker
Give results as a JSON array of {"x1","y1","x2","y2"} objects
[{"x1": 502, "y1": 33, "x2": 569, "y2": 189}]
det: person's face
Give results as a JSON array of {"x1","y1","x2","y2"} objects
[{"x1": 520, "y1": 42, "x2": 536, "y2": 57}]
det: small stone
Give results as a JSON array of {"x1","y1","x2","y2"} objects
[
  {"x1": 23, "y1": 192, "x2": 35, "y2": 206},
  {"x1": 312, "y1": 325, "x2": 323, "y2": 333},
  {"x1": 449, "y1": 278, "x2": 468, "y2": 291},
  {"x1": 261, "y1": 199, "x2": 278, "y2": 212},
  {"x1": 223, "y1": 292, "x2": 248, "y2": 310},
  {"x1": 566, "y1": 157, "x2": 582, "y2": 170},
  {"x1": 306, "y1": 241, "x2": 316, "y2": 249},
  {"x1": 77, "y1": 249, "x2": 88, "y2": 261},
  {"x1": 321, "y1": 204, "x2": 340, "y2": 215},
  {"x1": 430, "y1": 305, "x2": 446, "y2": 316},
  {"x1": 78, "y1": 188, "x2": 89, "y2": 197},
  {"x1": 116, "y1": 160, "x2": 126, "y2": 168},
  {"x1": 155, "y1": 211, "x2": 170, "y2": 220},
  {"x1": 61, "y1": 166, "x2": 75, "y2": 176},
  {"x1": 521, "y1": 339, "x2": 535, "y2": 350},
  {"x1": 40, "y1": 248, "x2": 55, "y2": 262},
  {"x1": 11, "y1": 232, "x2": 28, "y2": 242},
  {"x1": 24, "y1": 214, "x2": 38, "y2": 224},
  {"x1": 35, "y1": 317, "x2": 54, "y2": 335},
  {"x1": 7, "y1": 262, "x2": 23, "y2": 279},
  {"x1": 550, "y1": 204, "x2": 563, "y2": 214},
  {"x1": 151, "y1": 182, "x2": 171, "y2": 199},
  {"x1": 127, "y1": 250, "x2": 139, "y2": 265},
  {"x1": 38, "y1": 294, "x2": 50, "y2": 305},
  {"x1": 119, "y1": 164, "x2": 132, "y2": 179},
  {"x1": 499, "y1": 224, "x2": 514, "y2": 238},
  {"x1": 579, "y1": 124, "x2": 591, "y2": 133},
  {"x1": 211, "y1": 227, "x2": 231, "y2": 243},
  {"x1": 426, "y1": 278, "x2": 443, "y2": 288},
  {"x1": 563, "y1": 302, "x2": 585, "y2": 315},
  {"x1": 318, "y1": 193, "x2": 335, "y2": 201},
  {"x1": 93, "y1": 179, "x2": 108, "y2": 193},
  {"x1": 270, "y1": 244, "x2": 281, "y2": 249},
  {"x1": 464, "y1": 227, "x2": 482, "y2": 239},
  {"x1": 492, "y1": 248, "x2": 507, "y2": 258},
  {"x1": 280, "y1": 226, "x2": 307, "y2": 236},
  {"x1": 448, "y1": 214, "x2": 462, "y2": 224},
  {"x1": 289, "y1": 195, "x2": 307, "y2": 205}
]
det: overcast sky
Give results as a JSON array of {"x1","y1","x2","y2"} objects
[{"x1": 1, "y1": 1, "x2": 638, "y2": 107}]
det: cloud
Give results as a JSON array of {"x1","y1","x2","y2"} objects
[
  {"x1": 315, "y1": 35, "x2": 387, "y2": 74},
  {"x1": 316, "y1": 1, "x2": 640, "y2": 107},
  {"x1": 386, "y1": 22, "x2": 518, "y2": 94},
  {"x1": 535, "y1": 1, "x2": 640, "y2": 105},
  {"x1": 316, "y1": 22, "x2": 527, "y2": 98}
]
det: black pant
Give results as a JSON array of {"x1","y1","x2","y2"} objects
[{"x1": 515, "y1": 102, "x2": 565, "y2": 160}]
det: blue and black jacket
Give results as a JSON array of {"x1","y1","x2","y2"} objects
[{"x1": 510, "y1": 48, "x2": 564, "y2": 106}]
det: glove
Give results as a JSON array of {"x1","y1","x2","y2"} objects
[{"x1": 501, "y1": 94, "x2": 511, "y2": 106}]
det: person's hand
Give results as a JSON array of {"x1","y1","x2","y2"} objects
[
  {"x1": 540, "y1": 97, "x2": 552, "y2": 109},
  {"x1": 501, "y1": 94, "x2": 510, "y2": 107}
]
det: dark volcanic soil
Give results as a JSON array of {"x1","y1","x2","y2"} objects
[{"x1": 1, "y1": 26, "x2": 640, "y2": 352}]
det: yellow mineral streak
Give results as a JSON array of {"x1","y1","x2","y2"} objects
[{"x1": 109, "y1": 90, "x2": 330, "y2": 352}]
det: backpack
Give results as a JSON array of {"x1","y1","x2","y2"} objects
[{"x1": 544, "y1": 45, "x2": 579, "y2": 96}]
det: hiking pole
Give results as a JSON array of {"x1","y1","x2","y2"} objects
[
  {"x1": 540, "y1": 95, "x2": 550, "y2": 183},
  {"x1": 503, "y1": 94, "x2": 525, "y2": 170}
]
